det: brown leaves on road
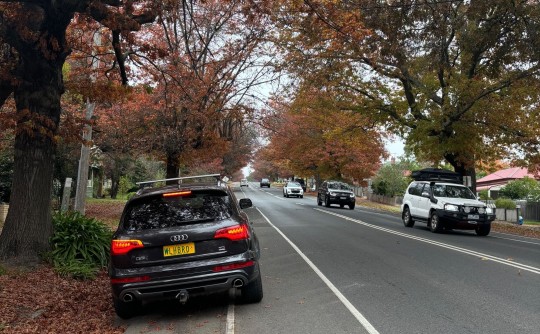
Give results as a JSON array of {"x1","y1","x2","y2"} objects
[{"x1": 0, "y1": 266, "x2": 123, "y2": 334}]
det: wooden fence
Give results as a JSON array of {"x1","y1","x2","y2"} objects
[{"x1": 515, "y1": 201, "x2": 540, "y2": 221}]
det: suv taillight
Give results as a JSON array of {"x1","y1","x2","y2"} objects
[
  {"x1": 214, "y1": 224, "x2": 249, "y2": 241},
  {"x1": 111, "y1": 240, "x2": 144, "y2": 255}
]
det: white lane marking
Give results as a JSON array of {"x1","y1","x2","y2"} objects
[
  {"x1": 226, "y1": 303, "x2": 235, "y2": 334},
  {"x1": 490, "y1": 233, "x2": 540, "y2": 245},
  {"x1": 256, "y1": 208, "x2": 380, "y2": 334},
  {"x1": 315, "y1": 208, "x2": 540, "y2": 275}
]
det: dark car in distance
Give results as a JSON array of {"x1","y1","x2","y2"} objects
[
  {"x1": 317, "y1": 180, "x2": 356, "y2": 209},
  {"x1": 109, "y1": 174, "x2": 263, "y2": 319},
  {"x1": 260, "y1": 178, "x2": 271, "y2": 188}
]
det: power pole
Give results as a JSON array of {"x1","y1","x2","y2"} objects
[
  {"x1": 74, "y1": 100, "x2": 95, "y2": 214},
  {"x1": 74, "y1": 30, "x2": 101, "y2": 214}
]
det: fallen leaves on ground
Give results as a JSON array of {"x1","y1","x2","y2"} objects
[{"x1": 0, "y1": 266, "x2": 123, "y2": 334}]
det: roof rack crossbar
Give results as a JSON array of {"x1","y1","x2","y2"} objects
[{"x1": 136, "y1": 174, "x2": 221, "y2": 187}]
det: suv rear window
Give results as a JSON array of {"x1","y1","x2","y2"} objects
[{"x1": 123, "y1": 190, "x2": 233, "y2": 231}]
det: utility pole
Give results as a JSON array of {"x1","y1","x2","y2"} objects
[
  {"x1": 74, "y1": 100, "x2": 95, "y2": 214},
  {"x1": 74, "y1": 30, "x2": 101, "y2": 214}
]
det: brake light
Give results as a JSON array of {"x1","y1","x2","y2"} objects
[
  {"x1": 110, "y1": 275, "x2": 151, "y2": 284},
  {"x1": 214, "y1": 224, "x2": 249, "y2": 241},
  {"x1": 111, "y1": 239, "x2": 144, "y2": 255},
  {"x1": 163, "y1": 190, "x2": 192, "y2": 198},
  {"x1": 213, "y1": 260, "x2": 254, "y2": 272}
]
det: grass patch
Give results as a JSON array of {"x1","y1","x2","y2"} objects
[
  {"x1": 0, "y1": 264, "x2": 6, "y2": 276},
  {"x1": 524, "y1": 220, "x2": 540, "y2": 226}
]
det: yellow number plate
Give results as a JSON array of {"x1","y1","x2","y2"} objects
[{"x1": 163, "y1": 243, "x2": 195, "y2": 257}]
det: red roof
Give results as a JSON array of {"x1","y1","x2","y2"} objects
[{"x1": 477, "y1": 167, "x2": 538, "y2": 188}]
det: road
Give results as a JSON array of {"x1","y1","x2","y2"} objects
[{"x1": 118, "y1": 182, "x2": 540, "y2": 334}]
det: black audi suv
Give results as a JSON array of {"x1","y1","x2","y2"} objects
[{"x1": 109, "y1": 174, "x2": 263, "y2": 318}]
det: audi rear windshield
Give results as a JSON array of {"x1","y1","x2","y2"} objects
[{"x1": 122, "y1": 190, "x2": 233, "y2": 231}]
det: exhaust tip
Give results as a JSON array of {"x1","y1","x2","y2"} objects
[
  {"x1": 176, "y1": 290, "x2": 189, "y2": 304},
  {"x1": 122, "y1": 293, "x2": 134, "y2": 303},
  {"x1": 232, "y1": 279, "x2": 244, "y2": 288}
]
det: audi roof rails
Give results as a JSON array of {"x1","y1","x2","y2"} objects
[
  {"x1": 136, "y1": 173, "x2": 223, "y2": 189},
  {"x1": 411, "y1": 168, "x2": 462, "y2": 184}
]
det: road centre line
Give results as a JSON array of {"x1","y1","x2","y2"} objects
[
  {"x1": 315, "y1": 208, "x2": 540, "y2": 275},
  {"x1": 490, "y1": 234, "x2": 540, "y2": 245},
  {"x1": 256, "y1": 208, "x2": 381, "y2": 334}
]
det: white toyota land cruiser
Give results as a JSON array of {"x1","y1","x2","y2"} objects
[{"x1": 401, "y1": 168, "x2": 495, "y2": 236}]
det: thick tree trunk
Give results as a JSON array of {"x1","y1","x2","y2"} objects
[
  {"x1": 0, "y1": 8, "x2": 70, "y2": 264},
  {"x1": 0, "y1": 59, "x2": 64, "y2": 264},
  {"x1": 0, "y1": 133, "x2": 56, "y2": 264},
  {"x1": 445, "y1": 153, "x2": 477, "y2": 192}
]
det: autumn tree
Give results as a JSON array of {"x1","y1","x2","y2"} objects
[
  {"x1": 271, "y1": 0, "x2": 540, "y2": 191},
  {"x1": 261, "y1": 84, "x2": 386, "y2": 185},
  {"x1": 0, "y1": 1, "x2": 157, "y2": 264},
  {"x1": 123, "y1": 0, "x2": 272, "y2": 179}
]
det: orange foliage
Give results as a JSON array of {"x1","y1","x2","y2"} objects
[{"x1": 259, "y1": 85, "x2": 386, "y2": 183}]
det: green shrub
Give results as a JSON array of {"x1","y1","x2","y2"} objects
[
  {"x1": 495, "y1": 198, "x2": 516, "y2": 210},
  {"x1": 53, "y1": 259, "x2": 99, "y2": 280},
  {"x1": 49, "y1": 211, "x2": 112, "y2": 279},
  {"x1": 478, "y1": 190, "x2": 491, "y2": 200},
  {"x1": 0, "y1": 265, "x2": 6, "y2": 276}
]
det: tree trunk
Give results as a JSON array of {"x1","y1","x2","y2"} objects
[
  {"x1": 0, "y1": 54, "x2": 65, "y2": 264},
  {"x1": 166, "y1": 151, "x2": 181, "y2": 180},
  {"x1": 445, "y1": 153, "x2": 477, "y2": 192},
  {"x1": 110, "y1": 174, "x2": 119, "y2": 199}
]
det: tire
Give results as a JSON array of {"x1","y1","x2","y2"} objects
[
  {"x1": 324, "y1": 196, "x2": 330, "y2": 207},
  {"x1": 285, "y1": 194, "x2": 289, "y2": 198},
  {"x1": 429, "y1": 211, "x2": 443, "y2": 233},
  {"x1": 340, "y1": 204, "x2": 344, "y2": 208},
  {"x1": 300, "y1": 195, "x2": 303, "y2": 198},
  {"x1": 475, "y1": 224, "x2": 491, "y2": 236},
  {"x1": 349, "y1": 204, "x2": 355, "y2": 210},
  {"x1": 239, "y1": 271, "x2": 263, "y2": 304},
  {"x1": 113, "y1": 297, "x2": 140, "y2": 319},
  {"x1": 317, "y1": 195, "x2": 322, "y2": 206},
  {"x1": 402, "y1": 207, "x2": 415, "y2": 227}
]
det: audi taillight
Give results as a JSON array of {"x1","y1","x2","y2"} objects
[
  {"x1": 213, "y1": 260, "x2": 254, "y2": 272},
  {"x1": 110, "y1": 275, "x2": 151, "y2": 284},
  {"x1": 214, "y1": 224, "x2": 249, "y2": 241},
  {"x1": 111, "y1": 239, "x2": 144, "y2": 255}
]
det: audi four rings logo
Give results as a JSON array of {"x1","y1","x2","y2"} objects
[{"x1": 170, "y1": 234, "x2": 189, "y2": 242}]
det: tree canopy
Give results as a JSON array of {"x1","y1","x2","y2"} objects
[{"x1": 270, "y1": 0, "x2": 540, "y2": 190}]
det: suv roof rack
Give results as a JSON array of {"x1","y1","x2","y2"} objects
[
  {"x1": 411, "y1": 168, "x2": 462, "y2": 184},
  {"x1": 136, "y1": 173, "x2": 223, "y2": 189}
]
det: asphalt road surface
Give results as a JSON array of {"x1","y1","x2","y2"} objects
[{"x1": 117, "y1": 182, "x2": 540, "y2": 334}]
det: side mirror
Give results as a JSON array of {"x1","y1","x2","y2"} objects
[{"x1": 239, "y1": 198, "x2": 253, "y2": 209}]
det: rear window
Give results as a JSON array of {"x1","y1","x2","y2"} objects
[{"x1": 122, "y1": 190, "x2": 233, "y2": 231}]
